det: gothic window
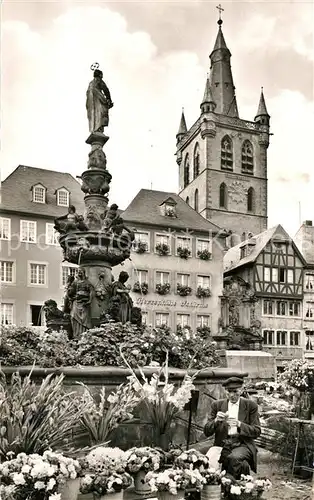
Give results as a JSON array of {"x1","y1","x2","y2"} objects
[
  {"x1": 247, "y1": 187, "x2": 255, "y2": 212},
  {"x1": 221, "y1": 135, "x2": 233, "y2": 171},
  {"x1": 186, "y1": 196, "x2": 189, "y2": 205},
  {"x1": 219, "y1": 183, "x2": 227, "y2": 208},
  {"x1": 193, "y1": 143, "x2": 200, "y2": 178},
  {"x1": 241, "y1": 140, "x2": 254, "y2": 174},
  {"x1": 184, "y1": 154, "x2": 190, "y2": 187},
  {"x1": 194, "y1": 189, "x2": 199, "y2": 212}
]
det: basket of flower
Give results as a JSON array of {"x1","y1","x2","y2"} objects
[
  {"x1": 80, "y1": 447, "x2": 131, "y2": 500},
  {"x1": 146, "y1": 467, "x2": 206, "y2": 500},
  {"x1": 201, "y1": 469, "x2": 225, "y2": 500},
  {"x1": 125, "y1": 447, "x2": 162, "y2": 494},
  {"x1": 222, "y1": 474, "x2": 272, "y2": 500},
  {"x1": 173, "y1": 449, "x2": 210, "y2": 472},
  {"x1": 0, "y1": 450, "x2": 81, "y2": 500}
]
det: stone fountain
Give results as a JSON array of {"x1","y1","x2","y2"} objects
[{"x1": 44, "y1": 64, "x2": 139, "y2": 337}]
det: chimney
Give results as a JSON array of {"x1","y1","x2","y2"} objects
[{"x1": 303, "y1": 220, "x2": 313, "y2": 226}]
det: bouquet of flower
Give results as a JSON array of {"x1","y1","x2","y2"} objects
[
  {"x1": 77, "y1": 381, "x2": 141, "y2": 446},
  {"x1": 121, "y1": 351, "x2": 196, "y2": 448},
  {"x1": 222, "y1": 474, "x2": 272, "y2": 499},
  {"x1": 202, "y1": 468, "x2": 225, "y2": 485},
  {"x1": 146, "y1": 468, "x2": 206, "y2": 494},
  {"x1": 279, "y1": 359, "x2": 314, "y2": 391},
  {"x1": 173, "y1": 449, "x2": 210, "y2": 472},
  {"x1": 80, "y1": 471, "x2": 132, "y2": 496},
  {"x1": 125, "y1": 447, "x2": 162, "y2": 473},
  {"x1": 0, "y1": 450, "x2": 81, "y2": 500}
]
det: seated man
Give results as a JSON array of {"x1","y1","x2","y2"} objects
[{"x1": 204, "y1": 377, "x2": 261, "y2": 479}]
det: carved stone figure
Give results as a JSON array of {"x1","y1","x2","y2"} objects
[
  {"x1": 88, "y1": 145, "x2": 107, "y2": 170},
  {"x1": 101, "y1": 203, "x2": 119, "y2": 233},
  {"x1": 95, "y1": 272, "x2": 112, "y2": 314},
  {"x1": 110, "y1": 216, "x2": 135, "y2": 243},
  {"x1": 43, "y1": 299, "x2": 72, "y2": 336},
  {"x1": 86, "y1": 69, "x2": 113, "y2": 133},
  {"x1": 70, "y1": 268, "x2": 94, "y2": 338},
  {"x1": 131, "y1": 306, "x2": 142, "y2": 327},
  {"x1": 63, "y1": 275, "x2": 75, "y2": 314},
  {"x1": 76, "y1": 215, "x2": 89, "y2": 232},
  {"x1": 54, "y1": 205, "x2": 79, "y2": 234},
  {"x1": 43, "y1": 299, "x2": 64, "y2": 322},
  {"x1": 85, "y1": 205, "x2": 103, "y2": 230},
  {"x1": 109, "y1": 271, "x2": 133, "y2": 323}
]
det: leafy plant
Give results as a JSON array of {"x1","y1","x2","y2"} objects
[
  {"x1": 177, "y1": 247, "x2": 191, "y2": 259},
  {"x1": 177, "y1": 283, "x2": 192, "y2": 296},
  {"x1": 196, "y1": 286, "x2": 211, "y2": 298},
  {"x1": 0, "y1": 371, "x2": 88, "y2": 458},
  {"x1": 134, "y1": 241, "x2": 148, "y2": 254},
  {"x1": 156, "y1": 283, "x2": 171, "y2": 295},
  {"x1": 155, "y1": 243, "x2": 170, "y2": 256},
  {"x1": 197, "y1": 249, "x2": 212, "y2": 261}
]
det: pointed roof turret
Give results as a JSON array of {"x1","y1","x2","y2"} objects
[
  {"x1": 255, "y1": 88, "x2": 270, "y2": 119},
  {"x1": 176, "y1": 109, "x2": 187, "y2": 143},
  {"x1": 201, "y1": 76, "x2": 216, "y2": 113},
  {"x1": 208, "y1": 15, "x2": 239, "y2": 118}
]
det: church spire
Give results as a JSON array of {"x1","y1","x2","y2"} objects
[
  {"x1": 208, "y1": 12, "x2": 239, "y2": 118},
  {"x1": 201, "y1": 75, "x2": 216, "y2": 113},
  {"x1": 176, "y1": 109, "x2": 187, "y2": 144},
  {"x1": 255, "y1": 88, "x2": 270, "y2": 122}
]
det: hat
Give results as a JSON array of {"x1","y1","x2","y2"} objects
[{"x1": 222, "y1": 377, "x2": 244, "y2": 389}]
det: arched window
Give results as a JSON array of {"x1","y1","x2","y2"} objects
[
  {"x1": 241, "y1": 140, "x2": 254, "y2": 174},
  {"x1": 219, "y1": 183, "x2": 227, "y2": 208},
  {"x1": 193, "y1": 143, "x2": 200, "y2": 178},
  {"x1": 186, "y1": 196, "x2": 189, "y2": 205},
  {"x1": 184, "y1": 154, "x2": 190, "y2": 188},
  {"x1": 194, "y1": 189, "x2": 199, "y2": 212},
  {"x1": 247, "y1": 187, "x2": 255, "y2": 212},
  {"x1": 221, "y1": 135, "x2": 233, "y2": 171}
]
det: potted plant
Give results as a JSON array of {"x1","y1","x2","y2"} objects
[
  {"x1": 156, "y1": 243, "x2": 170, "y2": 256},
  {"x1": 156, "y1": 283, "x2": 171, "y2": 295},
  {"x1": 197, "y1": 249, "x2": 212, "y2": 260},
  {"x1": 176, "y1": 283, "x2": 192, "y2": 297},
  {"x1": 133, "y1": 281, "x2": 149, "y2": 295},
  {"x1": 146, "y1": 467, "x2": 205, "y2": 500},
  {"x1": 201, "y1": 469, "x2": 225, "y2": 500},
  {"x1": 196, "y1": 286, "x2": 211, "y2": 298},
  {"x1": 134, "y1": 241, "x2": 148, "y2": 254},
  {"x1": 80, "y1": 447, "x2": 131, "y2": 500},
  {"x1": 177, "y1": 247, "x2": 191, "y2": 259},
  {"x1": 125, "y1": 447, "x2": 162, "y2": 494}
]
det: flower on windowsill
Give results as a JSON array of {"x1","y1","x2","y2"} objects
[
  {"x1": 133, "y1": 281, "x2": 149, "y2": 295},
  {"x1": 155, "y1": 243, "x2": 170, "y2": 256},
  {"x1": 134, "y1": 241, "x2": 148, "y2": 254},
  {"x1": 197, "y1": 249, "x2": 212, "y2": 261},
  {"x1": 165, "y1": 208, "x2": 177, "y2": 218},
  {"x1": 177, "y1": 247, "x2": 191, "y2": 259},
  {"x1": 177, "y1": 283, "x2": 192, "y2": 297},
  {"x1": 156, "y1": 283, "x2": 171, "y2": 295},
  {"x1": 196, "y1": 286, "x2": 211, "y2": 298}
]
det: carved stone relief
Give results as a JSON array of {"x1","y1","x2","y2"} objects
[{"x1": 228, "y1": 180, "x2": 248, "y2": 206}]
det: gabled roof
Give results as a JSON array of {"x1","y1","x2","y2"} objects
[
  {"x1": 122, "y1": 189, "x2": 223, "y2": 234},
  {"x1": 224, "y1": 224, "x2": 305, "y2": 273},
  {"x1": 160, "y1": 196, "x2": 177, "y2": 206},
  {"x1": 1, "y1": 165, "x2": 84, "y2": 218}
]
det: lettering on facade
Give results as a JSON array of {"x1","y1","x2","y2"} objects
[{"x1": 135, "y1": 298, "x2": 209, "y2": 309}]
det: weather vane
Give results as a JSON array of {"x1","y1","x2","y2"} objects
[
  {"x1": 90, "y1": 62, "x2": 100, "y2": 71},
  {"x1": 216, "y1": 4, "x2": 224, "y2": 24}
]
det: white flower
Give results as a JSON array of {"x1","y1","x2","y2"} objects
[
  {"x1": 47, "y1": 478, "x2": 56, "y2": 490},
  {"x1": 34, "y1": 481, "x2": 46, "y2": 490},
  {"x1": 13, "y1": 473, "x2": 25, "y2": 485},
  {"x1": 244, "y1": 482, "x2": 255, "y2": 493},
  {"x1": 230, "y1": 485, "x2": 242, "y2": 495},
  {"x1": 49, "y1": 494, "x2": 61, "y2": 500},
  {"x1": 21, "y1": 464, "x2": 31, "y2": 473}
]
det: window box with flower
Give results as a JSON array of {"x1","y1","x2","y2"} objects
[
  {"x1": 197, "y1": 249, "x2": 212, "y2": 261},
  {"x1": 134, "y1": 241, "x2": 148, "y2": 254},
  {"x1": 177, "y1": 247, "x2": 191, "y2": 259},
  {"x1": 165, "y1": 207, "x2": 176, "y2": 218},
  {"x1": 156, "y1": 283, "x2": 171, "y2": 295},
  {"x1": 156, "y1": 243, "x2": 170, "y2": 256},
  {"x1": 196, "y1": 286, "x2": 211, "y2": 298},
  {"x1": 176, "y1": 283, "x2": 192, "y2": 297},
  {"x1": 133, "y1": 281, "x2": 149, "y2": 295}
]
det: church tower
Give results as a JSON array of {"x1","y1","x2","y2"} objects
[{"x1": 176, "y1": 12, "x2": 270, "y2": 242}]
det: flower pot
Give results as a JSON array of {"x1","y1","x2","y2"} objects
[
  {"x1": 99, "y1": 491, "x2": 124, "y2": 500},
  {"x1": 157, "y1": 490, "x2": 185, "y2": 500},
  {"x1": 201, "y1": 485, "x2": 221, "y2": 500},
  {"x1": 134, "y1": 470, "x2": 151, "y2": 495},
  {"x1": 59, "y1": 478, "x2": 81, "y2": 500}
]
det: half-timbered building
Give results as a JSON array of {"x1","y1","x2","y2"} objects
[{"x1": 223, "y1": 224, "x2": 306, "y2": 369}]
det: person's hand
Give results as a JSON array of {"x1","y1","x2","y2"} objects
[{"x1": 215, "y1": 411, "x2": 227, "y2": 423}]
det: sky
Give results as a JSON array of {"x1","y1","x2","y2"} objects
[{"x1": 1, "y1": 0, "x2": 314, "y2": 237}]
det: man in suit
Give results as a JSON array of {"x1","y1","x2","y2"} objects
[{"x1": 204, "y1": 377, "x2": 261, "y2": 479}]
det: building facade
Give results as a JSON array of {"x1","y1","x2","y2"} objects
[
  {"x1": 0, "y1": 165, "x2": 84, "y2": 326},
  {"x1": 176, "y1": 18, "x2": 270, "y2": 240},
  {"x1": 294, "y1": 220, "x2": 314, "y2": 363},
  {"x1": 224, "y1": 225, "x2": 305, "y2": 369},
  {"x1": 115, "y1": 189, "x2": 227, "y2": 333}
]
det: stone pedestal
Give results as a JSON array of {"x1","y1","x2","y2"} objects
[
  {"x1": 225, "y1": 350, "x2": 276, "y2": 380},
  {"x1": 80, "y1": 263, "x2": 113, "y2": 326}
]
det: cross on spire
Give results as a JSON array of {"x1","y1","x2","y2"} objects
[{"x1": 216, "y1": 4, "x2": 224, "y2": 24}]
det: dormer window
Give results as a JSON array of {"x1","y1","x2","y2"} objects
[
  {"x1": 32, "y1": 184, "x2": 46, "y2": 204},
  {"x1": 160, "y1": 197, "x2": 177, "y2": 218},
  {"x1": 57, "y1": 188, "x2": 69, "y2": 207}
]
